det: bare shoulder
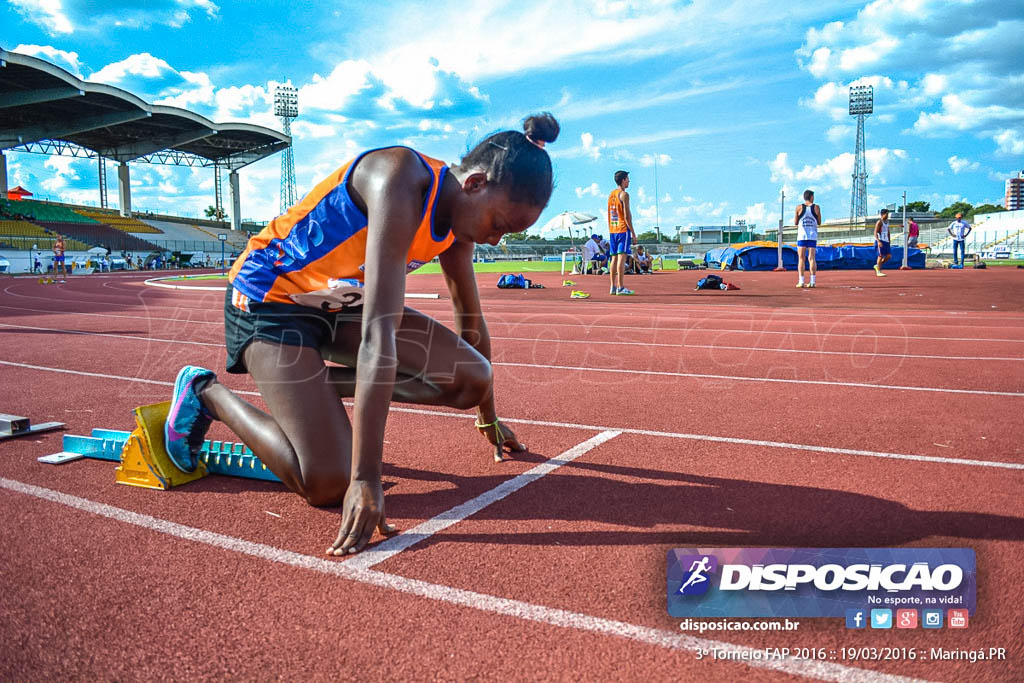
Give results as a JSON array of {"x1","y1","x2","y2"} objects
[{"x1": 351, "y1": 147, "x2": 431, "y2": 193}]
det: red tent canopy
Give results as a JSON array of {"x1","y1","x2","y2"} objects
[{"x1": 6, "y1": 186, "x2": 33, "y2": 201}]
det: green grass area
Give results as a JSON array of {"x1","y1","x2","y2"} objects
[
  {"x1": 978, "y1": 259, "x2": 1024, "y2": 267},
  {"x1": 161, "y1": 273, "x2": 231, "y2": 281},
  {"x1": 159, "y1": 258, "x2": 702, "y2": 283}
]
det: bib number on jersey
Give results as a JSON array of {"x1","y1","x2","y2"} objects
[{"x1": 288, "y1": 278, "x2": 365, "y2": 312}]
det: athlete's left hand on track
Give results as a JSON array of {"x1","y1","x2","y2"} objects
[
  {"x1": 327, "y1": 479, "x2": 398, "y2": 556},
  {"x1": 478, "y1": 420, "x2": 527, "y2": 463}
]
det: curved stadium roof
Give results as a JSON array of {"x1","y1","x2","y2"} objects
[{"x1": 0, "y1": 47, "x2": 289, "y2": 168}]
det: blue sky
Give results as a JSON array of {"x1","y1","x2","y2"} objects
[{"x1": 3, "y1": 0, "x2": 1022, "y2": 235}]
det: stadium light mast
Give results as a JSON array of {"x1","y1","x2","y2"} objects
[
  {"x1": 849, "y1": 84, "x2": 873, "y2": 224},
  {"x1": 274, "y1": 85, "x2": 299, "y2": 215}
]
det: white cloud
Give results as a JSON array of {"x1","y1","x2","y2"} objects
[
  {"x1": 89, "y1": 52, "x2": 176, "y2": 86},
  {"x1": 10, "y1": 0, "x2": 74, "y2": 35},
  {"x1": 912, "y1": 94, "x2": 1022, "y2": 135},
  {"x1": 12, "y1": 44, "x2": 82, "y2": 76},
  {"x1": 739, "y1": 202, "x2": 771, "y2": 228},
  {"x1": 993, "y1": 129, "x2": 1024, "y2": 156},
  {"x1": 797, "y1": 1, "x2": 1024, "y2": 154},
  {"x1": 947, "y1": 155, "x2": 979, "y2": 174},
  {"x1": 299, "y1": 60, "x2": 373, "y2": 112},
  {"x1": 575, "y1": 183, "x2": 600, "y2": 198},
  {"x1": 580, "y1": 132, "x2": 605, "y2": 161},
  {"x1": 639, "y1": 153, "x2": 672, "y2": 167},
  {"x1": 40, "y1": 155, "x2": 80, "y2": 193},
  {"x1": 770, "y1": 148, "x2": 908, "y2": 194},
  {"x1": 825, "y1": 125, "x2": 852, "y2": 144}
]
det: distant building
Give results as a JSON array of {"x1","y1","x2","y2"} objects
[
  {"x1": 1006, "y1": 171, "x2": 1024, "y2": 211},
  {"x1": 681, "y1": 225, "x2": 754, "y2": 244}
]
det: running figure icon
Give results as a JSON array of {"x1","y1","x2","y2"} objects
[{"x1": 679, "y1": 556, "x2": 713, "y2": 594}]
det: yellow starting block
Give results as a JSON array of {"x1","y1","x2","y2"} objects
[
  {"x1": 115, "y1": 401, "x2": 208, "y2": 489},
  {"x1": 38, "y1": 277, "x2": 55, "y2": 284}
]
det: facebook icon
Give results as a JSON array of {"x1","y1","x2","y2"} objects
[{"x1": 845, "y1": 609, "x2": 867, "y2": 629}]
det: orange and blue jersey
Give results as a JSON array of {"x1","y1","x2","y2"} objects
[
  {"x1": 229, "y1": 147, "x2": 454, "y2": 311},
  {"x1": 607, "y1": 189, "x2": 627, "y2": 234}
]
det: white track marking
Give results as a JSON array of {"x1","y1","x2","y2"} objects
[
  {"x1": 0, "y1": 477, "x2": 925, "y2": 683},
  {"x1": 2, "y1": 320, "x2": 1018, "y2": 363},
  {"x1": 489, "y1": 335, "x2": 1023, "y2": 362},
  {"x1": 0, "y1": 321, "x2": 1018, "y2": 395},
  {"x1": 6, "y1": 281, "x2": 1024, "y2": 329},
  {"x1": 346, "y1": 431, "x2": 621, "y2": 570},
  {"x1": 0, "y1": 322, "x2": 223, "y2": 347},
  {"x1": 491, "y1": 361, "x2": 1024, "y2": 397},
  {"x1": 1, "y1": 359, "x2": 1021, "y2": 470},
  {"x1": 2, "y1": 302, "x2": 1023, "y2": 344}
]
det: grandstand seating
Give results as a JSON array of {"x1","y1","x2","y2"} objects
[
  {"x1": 74, "y1": 206, "x2": 163, "y2": 234},
  {"x1": 34, "y1": 221, "x2": 160, "y2": 252},
  {"x1": 138, "y1": 219, "x2": 226, "y2": 244},
  {"x1": 0, "y1": 198, "x2": 98, "y2": 223},
  {"x1": 0, "y1": 218, "x2": 51, "y2": 237},
  {"x1": 189, "y1": 222, "x2": 249, "y2": 249}
]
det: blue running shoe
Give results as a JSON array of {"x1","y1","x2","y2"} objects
[{"x1": 165, "y1": 365, "x2": 216, "y2": 473}]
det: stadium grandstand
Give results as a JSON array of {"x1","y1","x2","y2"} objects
[{"x1": 0, "y1": 46, "x2": 289, "y2": 272}]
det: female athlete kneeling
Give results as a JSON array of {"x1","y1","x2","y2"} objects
[{"x1": 165, "y1": 113, "x2": 560, "y2": 556}]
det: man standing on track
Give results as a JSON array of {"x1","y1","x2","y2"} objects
[
  {"x1": 607, "y1": 170, "x2": 636, "y2": 296},
  {"x1": 907, "y1": 216, "x2": 919, "y2": 249},
  {"x1": 947, "y1": 212, "x2": 971, "y2": 267},
  {"x1": 52, "y1": 235, "x2": 67, "y2": 283},
  {"x1": 794, "y1": 189, "x2": 821, "y2": 288},
  {"x1": 873, "y1": 208, "x2": 892, "y2": 277}
]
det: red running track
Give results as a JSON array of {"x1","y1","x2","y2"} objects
[{"x1": 1, "y1": 268, "x2": 1023, "y2": 681}]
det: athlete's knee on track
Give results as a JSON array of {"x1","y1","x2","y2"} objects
[
  {"x1": 301, "y1": 470, "x2": 348, "y2": 507},
  {"x1": 446, "y1": 360, "x2": 492, "y2": 410}
]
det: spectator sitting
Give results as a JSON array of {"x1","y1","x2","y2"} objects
[
  {"x1": 634, "y1": 245, "x2": 653, "y2": 273},
  {"x1": 582, "y1": 233, "x2": 609, "y2": 274}
]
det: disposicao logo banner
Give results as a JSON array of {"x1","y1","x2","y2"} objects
[{"x1": 667, "y1": 548, "x2": 975, "y2": 618}]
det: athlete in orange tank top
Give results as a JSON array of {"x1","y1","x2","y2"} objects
[{"x1": 167, "y1": 114, "x2": 561, "y2": 556}]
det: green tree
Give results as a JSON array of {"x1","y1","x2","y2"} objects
[
  {"x1": 937, "y1": 201, "x2": 973, "y2": 219},
  {"x1": 969, "y1": 204, "x2": 1005, "y2": 218},
  {"x1": 504, "y1": 231, "x2": 530, "y2": 241},
  {"x1": 205, "y1": 205, "x2": 225, "y2": 220},
  {"x1": 905, "y1": 201, "x2": 930, "y2": 212},
  {"x1": 636, "y1": 230, "x2": 659, "y2": 242}
]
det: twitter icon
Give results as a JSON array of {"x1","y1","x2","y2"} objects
[{"x1": 870, "y1": 609, "x2": 892, "y2": 629}]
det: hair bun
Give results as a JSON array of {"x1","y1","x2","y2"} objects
[{"x1": 523, "y1": 112, "x2": 560, "y2": 145}]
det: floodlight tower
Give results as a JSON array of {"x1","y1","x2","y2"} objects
[
  {"x1": 274, "y1": 85, "x2": 299, "y2": 215},
  {"x1": 848, "y1": 84, "x2": 873, "y2": 224}
]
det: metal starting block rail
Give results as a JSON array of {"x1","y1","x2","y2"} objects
[
  {"x1": 58, "y1": 429, "x2": 280, "y2": 482},
  {"x1": 1, "y1": 413, "x2": 64, "y2": 441},
  {"x1": 40, "y1": 401, "x2": 279, "y2": 490}
]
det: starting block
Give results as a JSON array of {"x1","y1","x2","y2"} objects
[
  {"x1": 38, "y1": 277, "x2": 56, "y2": 284},
  {"x1": 1, "y1": 413, "x2": 64, "y2": 441},
  {"x1": 42, "y1": 400, "x2": 280, "y2": 489}
]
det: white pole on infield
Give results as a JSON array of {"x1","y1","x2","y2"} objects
[
  {"x1": 774, "y1": 189, "x2": 785, "y2": 271},
  {"x1": 901, "y1": 190, "x2": 910, "y2": 270}
]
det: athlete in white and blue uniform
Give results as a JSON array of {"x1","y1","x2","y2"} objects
[
  {"x1": 794, "y1": 190, "x2": 821, "y2": 288},
  {"x1": 874, "y1": 208, "x2": 892, "y2": 277}
]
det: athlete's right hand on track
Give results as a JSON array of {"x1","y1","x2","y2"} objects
[{"x1": 328, "y1": 479, "x2": 398, "y2": 556}]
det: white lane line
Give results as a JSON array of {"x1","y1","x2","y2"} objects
[
  {"x1": 3, "y1": 320, "x2": 1018, "y2": 363},
  {"x1": 492, "y1": 361, "x2": 1024, "y2": 398},
  {"x1": 0, "y1": 477, "x2": 923, "y2": 683},
  {"x1": 0, "y1": 320, "x2": 1016, "y2": 395},
  {"x1": 346, "y1": 430, "x2": 621, "y2": 571},
  {"x1": 379, "y1": 406, "x2": 1024, "y2": 472},
  {"x1": 409, "y1": 296, "x2": 1024, "y2": 323},
  {"x1": 2, "y1": 359, "x2": 1022, "y2": 470},
  {"x1": 0, "y1": 322, "x2": 223, "y2": 347},
  {"x1": 478, "y1": 319, "x2": 1024, "y2": 342},
  {"x1": 2, "y1": 302, "x2": 1023, "y2": 344},
  {"x1": 489, "y1": 335, "x2": 1023, "y2": 362}
]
